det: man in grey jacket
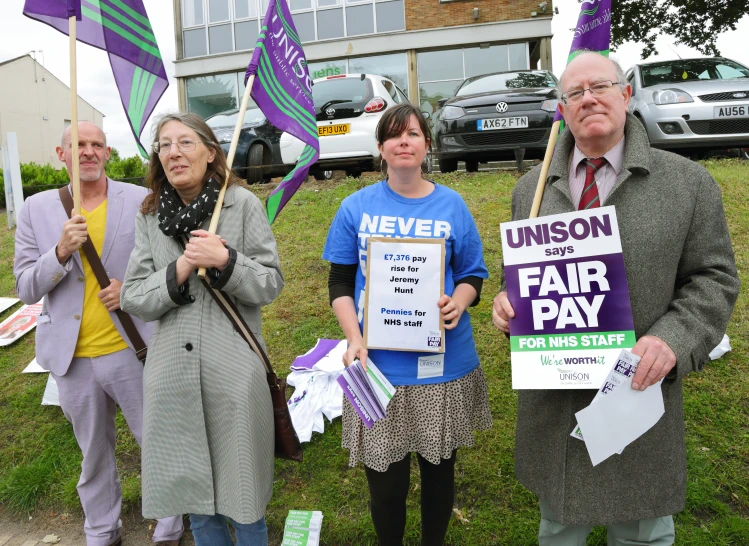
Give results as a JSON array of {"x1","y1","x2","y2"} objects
[
  {"x1": 14, "y1": 122, "x2": 183, "y2": 546},
  {"x1": 492, "y1": 52, "x2": 740, "y2": 545}
]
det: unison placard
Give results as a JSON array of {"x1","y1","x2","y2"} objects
[
  {"x1": 364, "y1": 238, "x2": 445, "y2": 353},
  {"x1": 501, "y1": 207, "x2": 635, "y2": 389}
]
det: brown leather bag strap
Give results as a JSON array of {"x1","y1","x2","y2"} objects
[
  {"x1": 200, "y1": 276, "x2": 277, "y2": 380},
  {"x1": 58, "y1": 186, "x2": 148, "y2": 362}
]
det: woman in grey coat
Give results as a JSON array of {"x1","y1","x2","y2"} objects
[{"x1": 121, "y1": 112, "x2": 284, "y2": 546}]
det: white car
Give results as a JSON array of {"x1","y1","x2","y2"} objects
[{"x1": 280, "y1": 73, "x2": 412, "y2": 178}]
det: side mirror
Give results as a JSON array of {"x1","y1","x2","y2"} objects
[
  {"x1": 437, "y1": 98, "x2": 449, "y2": 108},
  {"x1": 421, "y1": 111, "x2": 431, "y2": 120}
]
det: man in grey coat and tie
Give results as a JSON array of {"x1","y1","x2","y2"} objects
[
  {"x1": 493, "y1": 53, "x2": 740, "y2": 545},
  {"x1": 13, "y1": 122, "x2": 183, "y2": 546}
]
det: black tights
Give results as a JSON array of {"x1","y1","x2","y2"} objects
[{"x1": 364, "y1": 451, "x2": 456, "y2": 546}]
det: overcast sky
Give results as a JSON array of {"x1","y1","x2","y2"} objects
[{"x1": 1, "y1": 0, "x2": 748, "y2": 158}]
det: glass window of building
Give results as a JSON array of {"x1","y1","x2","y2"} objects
[
  {"x1": 509, "y1": 43, "x2": 528, "y2": 70},
  {"x1": 464, "y1": 45, "x2": 509, "y2": 78},
  {"x1": 208, "y1": 24, "x2": 233, "y2": 54},
  {"x1": 292, "y1": 11, "x2": 316, "y2": 42},
  {"x1": 418, "y1": 49, "x2": 464, "y2": 83},
  {"x1": 183, "y1": 0, "x2": 204, "y2": 27},
  {"x1": 208, "y1": 0, "x2": 230, "y2": 22},
  {"x1": 187, "y1": 73, "x2": 239, "y2": 118},
  {"x1": 234, "y1": 0, "x2": 258, "y2": 19},
  {"x1": 349, "y1": 52, "x2": 408, "y2": 96},
  {"x1": 290, "y1": 0, "x2": 312, "y2": 9},
  {"x1": 346, "y1": 4, "x2": 374, "y2": 36},
  {"x1": 181, "y1": 0, "x2": 406, "y2": 58},
  {"x1": 375, "y1": 0, "x2": 405, "y2": 33},
  {"x1": 317, "y1": 8, "x2": 344, "y2": 40},
  {"x1": 235, "y1": 21, "x2": 259, "y2": 51},
  {"x1": 184, "y1": 28, "x2": 208, "y2": 58}
]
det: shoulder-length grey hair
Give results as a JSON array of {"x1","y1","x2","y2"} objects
[{"x1": 140, "y1": 112, "x2": 240, "y2": 215}]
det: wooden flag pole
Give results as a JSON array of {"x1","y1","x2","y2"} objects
[
  {"x1": 529, "y1": 119, "x2": 561, "y2": 219},
  {"x1": 198, "y1": 74, "x2": 255, "y2": 279},
  {"x1": 69, "y1": 15, "x2": 81, "y2": 216}
]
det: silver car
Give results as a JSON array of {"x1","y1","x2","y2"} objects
[{"x1": 626, "y1": 57, "x2": 749, "y2": 151}]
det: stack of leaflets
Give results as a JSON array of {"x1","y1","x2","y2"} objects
[
  {"x1": 570, "y1": 349, "x2": 641, "y2": 451},
  {"x1": 281, "y1": 510, "x2": 323, "y2": 546},
  {"x1": 336, "y1": 358, "x2": 396, "y2": 428}
]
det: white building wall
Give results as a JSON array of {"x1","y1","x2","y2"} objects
[{"x1": 0, "y1": 55, "x2": 104, "y2": 167}]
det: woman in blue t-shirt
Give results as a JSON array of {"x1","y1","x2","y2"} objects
[{"x1": 323, "y1": 103, "x2": 493, "y2": 545}]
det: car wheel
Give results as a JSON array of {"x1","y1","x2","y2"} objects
[
  {"x1": 421, "y1": 148, "x2": 433, "y2": 174},
  {"x1": 246, "y1": 143, "x2": 266, "y2": 184},
  {"x1": 346, "y1": 169, "x2": 362, "y2": 178},
  {"x1": 741, "y1": 148, "x2": 749, "y2": 160},
  {"x1": 465, "y1": 159, "x2": 479, "y2": 173},
  {"x1": 313, "y1": 170, "x2": 333, "y2": 180},
  {"x1": 439, "y1": 158, "x2": 457, "y2": 173}
]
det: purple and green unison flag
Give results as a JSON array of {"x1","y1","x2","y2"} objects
[
  {"x1": 23, "y1": 0, "x2": 168, "y2": 158},
  {"x1": 554, "y1": 0, "x2": 612, "y2": 130},
  {"x1": 245, "y1": 0, "x2": 319, "y2": 224}
]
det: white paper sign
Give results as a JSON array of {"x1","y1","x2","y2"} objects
[{"x1": 364, "y1": 238, "x2": 445, "y2": 353}]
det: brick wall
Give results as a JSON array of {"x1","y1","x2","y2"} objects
[{"x1": 406, "y1": 0, "x2": 551, "y2": 32}]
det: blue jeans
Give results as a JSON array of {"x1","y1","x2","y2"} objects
[{"x1": 189, "y1": 513, "x2": 268, "y2": 546}]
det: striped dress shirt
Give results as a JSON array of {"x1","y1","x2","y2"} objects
[{"x1": 568, "y1": 136, "x2": 625, "y2": 209}]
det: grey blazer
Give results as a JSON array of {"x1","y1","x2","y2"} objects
[
  {"x1": 13, "y1": 180, "x2": 152, "y2": 375},
  {"x1": 506, "y1": 115, "x2": 740, "y2": 525}
]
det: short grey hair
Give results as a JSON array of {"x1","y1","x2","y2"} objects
[{"x1": 556, "y1": 50, "x2": 628, "y2": 101}]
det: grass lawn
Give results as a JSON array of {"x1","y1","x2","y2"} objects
[{"x1": 0, "y1": 161, "x2": 747, "y2": 545}]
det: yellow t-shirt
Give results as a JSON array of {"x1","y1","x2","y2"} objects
[{"x1": 73, "y1": 200, "x2": 129, "y2": 358}]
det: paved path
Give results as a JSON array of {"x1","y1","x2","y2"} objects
[{"x1": 0, "y1": 511, "x2": 195, "y2": 546}]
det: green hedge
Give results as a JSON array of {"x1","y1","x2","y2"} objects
[{"x1": 0, "y1": 149, "x2": 147, "y2": 209}]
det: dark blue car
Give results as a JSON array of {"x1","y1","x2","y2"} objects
[{"x1": 205, "y1": 108, "x2": 290, "y2": 184}]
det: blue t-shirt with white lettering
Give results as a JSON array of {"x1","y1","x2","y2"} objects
[{"x1": 322, "y1": 180, "x2": 488, "y2": 386}]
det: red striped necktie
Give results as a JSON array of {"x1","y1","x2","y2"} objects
[{"x1": 579, "y1": 157, "x2": 606, "y2": 210}]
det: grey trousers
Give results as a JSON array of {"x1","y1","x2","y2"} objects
[
  {"x1": 52, "y1": 349, "x2": 183, "y2": 546},
  {"x1": 539, "y1": 499, "x2": 675, "y2": 546}
]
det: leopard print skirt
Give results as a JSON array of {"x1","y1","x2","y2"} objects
[{"x1": 341, "y1": 366, "x2": 493, "y2": 472}]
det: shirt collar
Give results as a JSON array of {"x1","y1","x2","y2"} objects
[{"x1": 571, "y1": 136, "x2": 626, "y2": 175}]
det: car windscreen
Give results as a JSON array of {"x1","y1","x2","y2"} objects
[
  {"x1": 640, "y1": 59, "x2": 749, "y2": 87},
  {"x1": 312, "y1": 78, "x2": 372, "y2": 115},
  {"x1": 206, "y1": 108, "x2": 266, "y2": 128},
  {"x1": 456, "y1": 72, "x2": 557, "y2": 96}
]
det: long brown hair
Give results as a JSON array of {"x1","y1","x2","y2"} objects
[{"x1": 140, "y1": 112, "x2": 241, "y2": 214}]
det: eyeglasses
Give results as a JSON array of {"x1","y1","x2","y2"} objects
[
  {"x1": 560, "y1": 81, "x2": 623, "y2": 104},
  {"x1": 152, "y1": 139, "x2": 202, "y2": 155}
]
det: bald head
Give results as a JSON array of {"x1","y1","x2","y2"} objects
[
  {"x1": 61, "y1": 121, "x2": 106, "y2": 150},
  {"x1": 559, "y1": 52, "x2": 626, "y2": 96},
  {"x1": 557, "y1": 51, "x2": 631, "y2": 158},
  {"x1": 56, "y1": 121, "x2": 111, "y2": 184}
]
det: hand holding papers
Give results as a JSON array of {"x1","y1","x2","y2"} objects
[
  {"x1": 574, "y1": 349, "x2": 665, "y2": 467},
  {"x1": 364, "y1": 238, "x2": 445, "y2": 353},
  {"x1": 337, "y1": 359, "x2": 396, "y2": 428}
]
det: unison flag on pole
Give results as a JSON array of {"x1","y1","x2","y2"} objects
[
  {"x1": 554, "y1": 0, "x2": 612, "y2": 130},
  {"x1": 245, "y1": 0, "x2": 319, "y2": 224},
  {"x1": 23, "y1": 0, "x2": 168, "y2": 158}
]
